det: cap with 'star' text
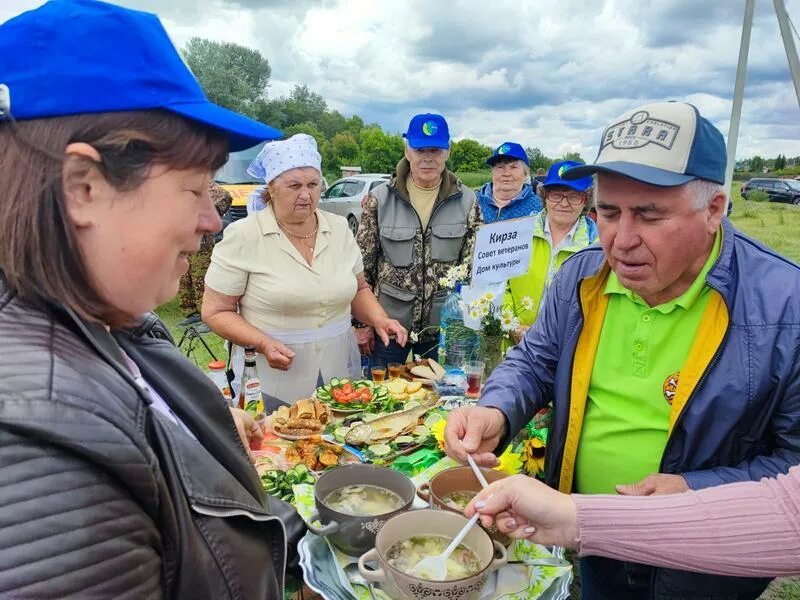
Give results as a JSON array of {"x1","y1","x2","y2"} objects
[
  {"x1": 0, "y1": 0, "x2": 281, "y2": 151},
  {"x1": 487, "y1": 141, "x2": 529, "y2": 166},
  {"x1": 403, "y1": 113, "x2": 450, "y2": 150},
  {"x1": 563, "y1": 101, "x2": 726, "y2": 186}
]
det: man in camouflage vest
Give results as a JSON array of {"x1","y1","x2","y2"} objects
[
  {"x1": 356, "y1": 113, "x2": 482, "y2": 364},
  {"x1": 178, "y1": 181, "x2": 232, "y2": 326}
]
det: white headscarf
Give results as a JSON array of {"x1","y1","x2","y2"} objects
[{"x1": 247, "y1": 133, "x2": 322, "y2": 185}]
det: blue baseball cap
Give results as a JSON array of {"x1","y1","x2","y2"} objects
[
  {"x1": 403, "y1": 113, "x2": 450, "y2": 149},
  {"x1": 0, "y1": 0, "x2": 281, "y2": 151},
  {"x1": 563, "y1": 101, "x2": 726, "y2": 187},
  {"x1": 487, "y1": 142, "x2": 529, "y2": 166},
  {"x1": 542, "y1": 160, "x2": 593, "y2": 192}
]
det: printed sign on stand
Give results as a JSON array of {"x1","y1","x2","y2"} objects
[{"x1": 471, "y1": 217, "x2": 535, "y2": 285}]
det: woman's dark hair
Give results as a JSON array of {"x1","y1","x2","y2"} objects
[{"x1": 0, "y1": 110, "x2": 228, "y2": 327}]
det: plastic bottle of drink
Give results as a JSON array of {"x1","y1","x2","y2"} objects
[
  {"x1": 438, "y1": 282, "x2": 479, "y2": 371},
  {"x1": 207, "y1": 360, "x2": 234, "y2": 406},
  {"x1": 360, "y1": 354, "x2": 370, "y2": 379},
  {"x1": 238, "y1": 347, "x2": 264, "y2": 415}
]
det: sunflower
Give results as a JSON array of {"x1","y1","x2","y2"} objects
[
  {"x1": 522, "y1": 436, "x2": 546, "y2": 476},
  {"x1": 430, "y1": 418, "x2": 447, "y2": 451},
  {"x1": 494, "y1": 446, "x2": 523, "y2": 475}
]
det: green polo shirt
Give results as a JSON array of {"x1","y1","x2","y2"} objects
[{"x1": 574, "y1": 229, "x2": 722, "y2": 494}]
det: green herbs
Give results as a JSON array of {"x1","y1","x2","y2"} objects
[{"x1": 260, "y1": 464, "x2": 315, "y2": 504}]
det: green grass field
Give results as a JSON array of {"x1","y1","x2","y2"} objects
[{"x1": 156, "y1": 180, "x2": 800, "y2": 598}]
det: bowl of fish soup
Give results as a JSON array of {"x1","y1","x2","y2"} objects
[
  {"x1": 358, "y1": 509, "x2": 507, "y2": 600},
  {"x1": 308, "y1": 463, "x2": 415, "y2": 555},
  {"x1": 416, "y1": 466, "x2": 511, "y2": 545}
]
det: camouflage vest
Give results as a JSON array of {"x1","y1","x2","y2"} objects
[{"x1": 371, "y1": 181, "x2": 474, "y2": 332}]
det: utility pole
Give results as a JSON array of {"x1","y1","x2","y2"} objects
[
  {"x1": 726, "y1": 0, "x2": 800, "y2": 205},
  {"x1": 774, "y1": 0, "x2": 800, "y2": 108},
  {"x1": 725, "y1": 0, "x2": 755, "y2": 198}
]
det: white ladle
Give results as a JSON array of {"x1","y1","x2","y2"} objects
[
  {"x1": 409, "y1": 511, "x2": 481, "y2": 581},
  {"x1": 410, "y1": 454, "x2": 490, "y2": 581},
  {"x1": 466, "y1": 453, "x2": 490, "y2": 489}
]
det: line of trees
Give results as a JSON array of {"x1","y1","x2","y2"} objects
[
  {"x1": 736, "y1": 154, "x2": 800, "y2": 176},
  {"x1": 182, "y1": 37, "x2": 591, "y2": 179}
]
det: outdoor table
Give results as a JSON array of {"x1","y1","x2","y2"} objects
[{"x1": 270, "y1": 395, "x2": 572, "y2": 600}]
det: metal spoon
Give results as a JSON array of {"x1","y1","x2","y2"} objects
[
  {"x1": 507, "y1": 557, "x2": 571, "y2": 568},
  {"x1": 344, "y1": 562, "x2": 377, "y2": 600}
]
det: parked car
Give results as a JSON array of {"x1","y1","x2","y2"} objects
[
  {"x1": 319, "y1": 174, "x2": 391, "y2": 234},
  {"x1": 741, "y1": 178, "x2": 800, "y2": 205}
]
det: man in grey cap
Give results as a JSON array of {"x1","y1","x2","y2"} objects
[
  {"x1": 444, "y1": 101, "x2": 800, "y2": 599},
  {"x1": 356, "y1": 113, "x2": 481, "y2": 363}
]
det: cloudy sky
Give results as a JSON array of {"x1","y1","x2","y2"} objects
[{"x1": 3, "y1": 0, "x2": 800, "y2": 160}]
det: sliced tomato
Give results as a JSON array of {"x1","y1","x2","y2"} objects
[
  {"x1": 341, "y1": 382, "x2": 353, "y2": 395},
  {"x1": 332, "y1": 388, "x2": 346, "y2": 402},
  {"x1": 359, "y1": 389, "x2": 372, "y2": 401}
]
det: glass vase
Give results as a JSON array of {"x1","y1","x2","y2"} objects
[{"x1": 478, "y1": 333, "x2": 504, "y2": 376}]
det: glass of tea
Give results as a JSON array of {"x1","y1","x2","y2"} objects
[
  {"x1": 464, "y1": 360, "x2": 485, "y2": 398},
  {"x1": 388, "y1": 362, "x2": 403, "y2": 380},
  {"x1": 371, "y1": 364, "x2": 387, "y2": 383}
]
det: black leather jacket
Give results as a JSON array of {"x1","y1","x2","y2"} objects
[{"x1": 0, "y1": 278, "x2": 304, "y2": 599}]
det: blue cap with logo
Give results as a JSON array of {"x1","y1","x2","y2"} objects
[
  {"x1": 487, "y1": 141, "x2": 529, "y2": 166},
  {"x1": 0, "y1": 0, "x2": 282, "y2": 151},
  {"x1": 563, "y1": 101, "x2": 726, "y2": 186},
  {"x1": 403, "y1": 113, "x2": 450, "y2": 149},
  {"x1": 543, "y1": 160, "x2": 593, "y2": 192}
]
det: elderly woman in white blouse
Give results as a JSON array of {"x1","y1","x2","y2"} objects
[{"x1": 203, "y1": 134, "x2": 407, "y2": 406}]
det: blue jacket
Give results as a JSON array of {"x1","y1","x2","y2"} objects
[
  {"x1": 475, "y1": 182, "x2": 542, "y2": 223},
  {"x1": 480, "y1": 218, "x2": 800, "y2": 597}
]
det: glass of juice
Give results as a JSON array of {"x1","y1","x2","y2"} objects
[
  {"x1": 388, "y1": 362, "x2": 403, "y2": 380},
  {"x1": 464, "y1": 360, "x2": 485, "y2": 398},
  {"x1": 371, "y1": 365, "x2": 386, "y2": 383}
]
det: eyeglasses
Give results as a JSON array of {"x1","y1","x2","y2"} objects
[{"x1": 547, "y1": 192, "x2": 586, "y2": 206}]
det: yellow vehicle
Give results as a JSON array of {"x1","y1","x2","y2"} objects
[{"x1": 215, "y1": 142, "x2": 266, "y2": 226}]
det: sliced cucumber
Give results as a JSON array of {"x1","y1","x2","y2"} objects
[
  {"x1": 405, "y1": 400, "x2": 420, "y2": 409},
  {"x1": 413, "y1": 425, "x2": 431, "y2": 437},
  {"x1": 334, "y1": 426, "x2": 350, "y2": 442},
  {"x1": 394, "y1": 435, "x2": 414, "y2": 445},
  {"x1": 423, "y1": 413, "x2": 444, "y2": 428},
  {"x1": 367, "y1": 443, "x2": 392, "y2": 456},
  {"x1": 329, "y1": 377, "x2": 340, "y2": 386}
]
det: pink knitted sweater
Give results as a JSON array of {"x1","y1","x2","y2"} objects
[{"x1": 574, "y1": 465, "x2": 800, "y2": 577}]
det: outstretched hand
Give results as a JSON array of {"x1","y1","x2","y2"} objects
[{"x1": 465, "y1": 475, "x2": 580, "y2": 548}]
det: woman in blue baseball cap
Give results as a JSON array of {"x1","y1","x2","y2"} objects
[
  {"x1": 506, "y1": 160, "x2": 599, "y2": 330},
  {"x1": 476, "y1": 141, "x2": 543, "y2": 223},
  {"x1": 0, "y1": 1, "x2": 301, "y2": 598}
]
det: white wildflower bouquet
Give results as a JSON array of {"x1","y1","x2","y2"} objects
[
  {"x1": 468, "y1": 291, "x2": 534, "y2": 339},
  {"x1": 438, "y1": 263, "x2": 470, "y2": 291}
]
